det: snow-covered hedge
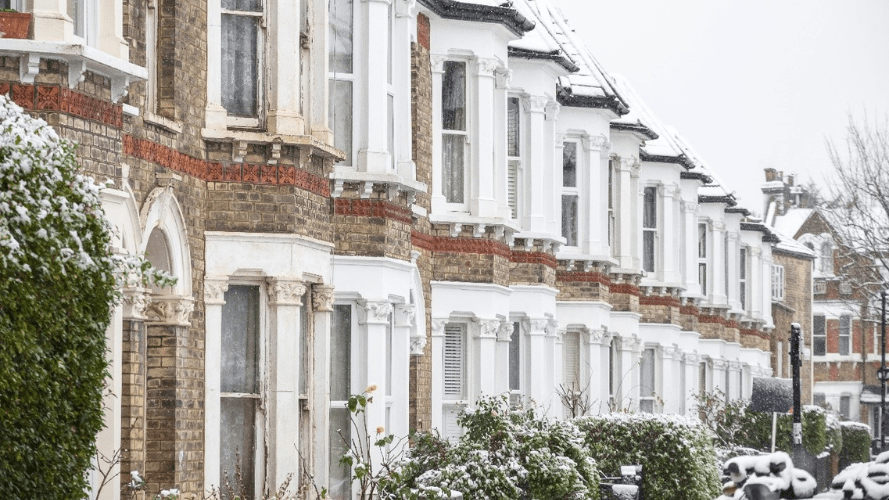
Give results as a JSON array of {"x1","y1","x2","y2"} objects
[
  {"x1": 575, "y1": 412, "x2": 721, "y2": 500},
  {"x1": 839, "y1": 421, "x2": 872, "y2": 469},
  {"x1": 0, "y1": 95, "x2": 166, "y2": 499},
  {"x1": 390, "y1": 396, "x2": 600, "y2": 499}
]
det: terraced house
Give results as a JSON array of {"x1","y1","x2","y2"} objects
[{"x1": 0, "y1": 0, "x2": 813, "y2": 497}]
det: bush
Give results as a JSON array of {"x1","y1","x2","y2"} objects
[
  {"x1": 825, "y1": 413, "x2": 843, "y2": 455},
  {"x1": 392, "y1": 396, "x2": 600, "y2": 499},
  {"x1": 839, "y1": 422, "x2": 871, "y2": 469},
  {"x1": 575, "y1": 412, "x2": 720, "y2": 500},
  {"x1": 0, "y1": 96, "x2": 163, "y2": 499}
]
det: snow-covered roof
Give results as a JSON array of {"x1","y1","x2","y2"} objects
[
  {"x1": 508, "y1": 0, "x2": 628, "y2": 114},
  {"x1": 419, "y1": 0, "x2": 536, "y2": 36},
  {"x1": 772, "y1": 229, "x2": 817, "y2": 259},
  {"x1": 607, "y1": 74, "x2": 660, "y2": 141},
  {"x1": 770, "y1": 207, "x2": 813, "y2": 238}
]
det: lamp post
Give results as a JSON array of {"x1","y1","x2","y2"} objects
[
  {"x1": 876, "y1": 292, "x2": 888, "y2": 451},
  {"x1": 790, "y1": 323, "x2": 802, "y2": 453}
]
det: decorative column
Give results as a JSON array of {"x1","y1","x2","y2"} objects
[
  {"x1": 495, "y1": 321, "x2": 514, "y2": 395},
  {"x1": 310, "y1": 0, "x2": 332, "y2": 143},
  {"x1": 392, "y1": 0, "x2": 417, "y2": 177},
  {"x1": 202, "y1": 278, "x2": 228, "y2": 496},
  {"x1": 494, "y1": 69, "x2": 512, "y2": 220},
  {"x1": 662, "y1": 346, "x2": 683, "y2": 414},
  {"x1": 392, "y1": 304, "x2": 415, "y2": 437},
  {"x1": 749, "y1": 246, "x2": 764, "y2": 320},
  {"x1": 311, "y1": 284, "x2": 335, "y2": 489},
  {"x1": 143, "y1": 294, "x2": 194, "y2": 494},
  {"x1": 712, "y1": 359, "x2": 728, "y2": 395},
  {"x1": 588, "y1": 329, "x2": 612, "y2": 407},
  {"x1": 543, "y1": 100, "x2": 560, "y2": 236},
  {"x1": 358, "y1": 0, "x2": 393, "y2": 172},
  {"x1": 546, "y1": 320, "x2": 562, "y2": 415},
  {"x1": 471, "y1": 57, "x2": 500, "y2": 217},
  {"x1": 266, "y1": 278, "x2": 306, "y2": 492},
  {"x1": 266, "y1": 0, "x2": 303, "y2": 134},
  {"x1": 96, "y1": 291, "x2": 124, "y2": 500},
  {"x1": 430, "y1": 54, "x2": 447, "y2": 212},
  {"x1": 473, "y1": 318, "x2": 500, "y2": 395},
  {"x1": 728, "y1": 361, "x2": 742, "y2": 401},
  {"x1": 582, "y1": 135, "x2": 609, "y2": 256},
  {"x1": 712, "y1": 221, "x2": 727, "y2": 306},
  {"x1": 358, "y1": 300, "x2": 392, "y2": 468},
  {"x1": 430, "y1": 319, "x2": 446, "y2": 431},
  {"x1": 683, "y1": 352, "x2": 700, "y2": 416},
  {"x1": 117, "y1": 287, "x2": 150, "y2": 495},
  {"x1": 527, "y1": 319, "x2": 549, "y2": 407},
  {"x1": 619, "y1": 336, "x2": 641, "y2": 410},
  {"x1": 726, "y1": 231, "x2": 740, "y2": 310},
  {"x1": 523, "y1": 96, "x2": 549, "y2": 232},
  {"x1": 661, "y1": 184, "x2": 680, "y2": 284},
  {"x1": 681, "y1": 201, "x2": 700, "y2": 295}
]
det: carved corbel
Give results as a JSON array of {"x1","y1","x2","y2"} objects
[
  {"x1": 122, "y1": 287, "x2": 151, "y2": 320},
  {"x1": 473, "y1": 318, "x2": 500, "y2": 338},
  {"x1": 145, "y1": 295, "x2": 194, "y2": 326},
  {"x1": 358, "y1": 300, "x2": 393, "y2": 325},
  {"x1": 497, "y1": 321, "x2": 514, "y2": 342},
  {"x1": 394, "y1": 303, "x2": 416, "y2": 327},
  {"x1": 267, "y1": 278, "x2": 306, "y2": 306},
  {"x1": 312, "y1": 284, "x2": 335, "y2": 312}
]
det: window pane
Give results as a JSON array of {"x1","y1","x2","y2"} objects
[
  {"x1": 509, "y1": 322, "x2": 520, "y2": 392},
  {"x1": 69, "y1": 0, "x2": 84, "y2": 37},
  {"x1": 222, "y1": 0, "x2": 262, "y2": 11},
  {"x1": 507, "y1": 160, "x2": 519, "y2": 219},
  {"x1": 299, "y1": 292, "x2": 309, "y2": 395},
  {"x1": 330, "y1": 305, "x2": 352, "y2": 401},
  {"x1": 739, "y1": 248, "x2": 747, "y2": 279},
  {"x1": 222, "y1": 14, "x2": 259, "y2": 117},
  {"x1": 740, "y1": 282, "x2": 746, "y2": 310},
  {"x1": 640, "y1": 399, "x2": 653, "y2": 413},
  {"x1": 442, "y1": 134, "x2": 465, "y2": 203},
  {"x1": 328, "y1": 407, "x2": 352, "y2": 499},
  {"x1": 387, "y1": 94, "x2": 394, "y2": 159},
  {"x1": 507, "y1": 97, "x2": 520, "y2": 157},
  {"x1": 443, "y1": 324, "x2": 465, "y2": 399},
  {"x1": 699, "y1": 362, "x2": 707, "y2": 394},
  {"x1": 561, "y1": 195, "x2": 578, "y2": 246},
  {"x1": 564, "y1": 331, "x2": 580, "y2": 389},
  {"x1": 643, "y1": 187, "x2": 657, "y2": 229},
  {"x1": 643, "y1": 231, "x2": 655, "y2": 273},
  {"x1": 814, "y1": 315, "x2": 826, "y2": 356},
  {"x1": 840, "y1": 315, "x2": 851, "y2": 355},
  {"x1": 222, "y1": 285, "x2": 260, "y2": 394},
  {"x1": 699, "y1": 263, "x2": 707, "y2": 296},
  {"x1": 840, "y1": 396, "x2": 850, "y2": 419},
  {"x1": 328, "y1": 80, "x2": 353, "y2": 164},
  {"x1": 442, "y1": 61, "x2": 466, "y2": 131},
  {"x1": 562, "y1": 142, "x2": 577, "y2": 187},
  {"x1": 220, "y1": 398, "x2": 256, "y2": 499},
  {"x1": 607, "y1": 160, "x2": 614, "y2": 210},
  {"x1": 640, "y1": 348, "x2": 655, "y2": 398},
  {"x1": 698, "y1": 224, "x2": 707, "y2": 258},
  {"x1": 328, "y1": 0, "x2": 353, "y2": 73}
]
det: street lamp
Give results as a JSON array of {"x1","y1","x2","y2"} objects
[
  {"x1": 790, "y1": 323, "x2": 802, "y2": 452},
  {"x1": 882, "y1": 291, "x2": 887, "y2": 450}
]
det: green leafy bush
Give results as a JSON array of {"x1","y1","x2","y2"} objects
[
  {"x1": 839, "y1": 422, "x2": 871, "y2": 469},
  {"x1": 825, "y1": 413, "x2": 843, "y2": 455},
  {"x1": 391, "y1": 396, "x2": 600, "y2": 499},
  {"x1": 0, "y1": 95, "x2": 165, "y2": 499},
  {"x1": 575, "y1": 412, "x2": 720, "y2": 500}
]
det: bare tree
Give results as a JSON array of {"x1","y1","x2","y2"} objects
[{"x1": 822, "y1": 115, "x2": 889, "y2": 316}]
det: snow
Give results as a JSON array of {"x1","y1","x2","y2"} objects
[{"x1": 770, "y1": 207, "x2": 813, "y2": 237}]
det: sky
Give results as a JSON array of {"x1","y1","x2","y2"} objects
[{"x1": 556, "y1": 0, "x2": 889, "y2": 217}]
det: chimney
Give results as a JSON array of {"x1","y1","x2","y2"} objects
[{"x1": 764, "y1": 168, "x2": 778, "y2": 182}]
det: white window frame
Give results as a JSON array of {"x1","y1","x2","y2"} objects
[
  {"x1": 821, "y1": 241, "x2": 834, "y2": 275},
  {"x1": 220, "y1": 0, "x2": 266, "y2": 128},
  {"x1": 608, "y1": 157, "x2": 617, "y2": 257},
  {"x1": 814, "y1": 314, "x2": 826, "y2": 356},
  {"x1": 840, "y1": 394, "x2": 851, "y2": 420},
  {"x1": 329, "y1": 302, "x2": 356, "y2": 499},
  {"x1": 219, "y1": 282, "x2": 267, "y2": 500},
  {"x1": 771, "y1": 264, "x2": 785, "y2": 301},
  {"x1": 698, "y1": 222, "x2": 708, "y2": 296},
  {"x1": 442, "y1": 322, "x2": 469, "y2": 440},
  {"x1": 839, "y1": 314, "x2": 852, "y2": 356},
  {"x1": 561, "y1": 139, "x2": 580, "y2": 247},
  {"x1": 328, "y1": 0, "x2": 356, "y2": 165},
  {"x1": 386, "y1": 2, "x2": 395, "y2": 164},
  {"x1": 639, "y1": 346, "x2": 657, "y2": 413},
  {"x1": 506, "y1": 95, "x2": 523, "y2": 220},
  {"x1": 739, "y1": 246, "x2": 748, "y2": 311},
  {"x1": 68, "y1": 0, "x2": 98, "y2": 46},
  {"x1": 440, "y1": 59, "x2": 470, "y2": 211},
  {"x1": 642, "y1": 186, "x2": 658, "y2": 273}
]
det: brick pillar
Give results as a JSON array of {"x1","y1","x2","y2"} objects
[
  {"x1": 144, "y1": 295, "x2": 195, "y2": 495},
  {"x1": 120, "y1": 287, "x2": 150, "y2": 492}
]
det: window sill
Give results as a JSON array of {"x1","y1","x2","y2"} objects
[
  {"x1": 201, "y1": 127, "x2": 345, "y2": 162},
  {"x1": 330, "y1": 168, "x2": 427, "y2": 202},
  {"x1": 143, "y1": 111, "x2": 182, "y2": 134},
  {"x1": 0, "y1": 39, "x2": 146, "y2": 101}
]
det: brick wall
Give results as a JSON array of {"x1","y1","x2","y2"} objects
[{"x1": 772, "y1": 251, "x2": 813, "y2": 403}]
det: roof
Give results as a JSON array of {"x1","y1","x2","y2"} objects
[
  {"x1": 772, "y1": 230, "x2": 817, "y2": 259},
  {"x1": 770, "y1": 207, "x2": 813, "y2": 238},
  {"x1": 507, "y1": 0, "x2": 628, "y2": 114},
  {"x1": 418, "y1": 0, "x2": 536, "y2": 36}
]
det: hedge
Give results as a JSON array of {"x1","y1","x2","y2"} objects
[
  {"x1": 723, "y1": 404, "x2": 829, "y2": 456},
  {"x1": 575, "y1": 412, "x2": 721, "y2": 500},
  {"x1": 839, "y1": 422, "x2": 871, "y2": 470}
]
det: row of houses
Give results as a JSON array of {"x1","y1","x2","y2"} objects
[{"x1": 0, "y1": 0, "x2": 820, "y2": 497}]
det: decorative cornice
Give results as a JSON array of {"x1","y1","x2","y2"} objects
[
  {"x1": 312, "y1": 284, "x2": 335, "y2": 312},
  {"x1": 394, "y1": 303, "x2": 416, "y2": 327},
  {"x1": 144, "y1": 295, "x2": 194, "y2": 326},
  {"x1": 122, "y1": 287, "x2": 150, "y2": 320},
  {"x1": 267, "y1": 279, "x2": 306, "y2": 306},
  {"x1": 359, "y1": 301, "x2": 393, "y2": 325}
]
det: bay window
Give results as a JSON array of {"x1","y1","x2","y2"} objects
[
  {"x1": 507, "y1": 97, "x2": 521, "y2": 219},
  {"x1": 221, "y1": 285, "x2": 263, "y2": 499},
  {"x1": 698, "y1": 223, "x2": 708, "y2": 296},
  {"x1": 442, "y1": 61, "x2": 468, "y2": 205},
  {"x1": 221, "y1": 0, "x2": 263, "y2": 125},
  {"x1": 814, "y1": 315, "x2": 825, "y2": 356},
  {"x1": 329, "y1": 0, "x2": 354, "y2": 164},
  {"x1": 642, "y1": 187, "x2": 657, "y2": 273},
  {"x1": 561, "y1": 142, "x2": 579, "y2": 246}
]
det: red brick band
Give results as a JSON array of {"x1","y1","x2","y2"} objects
[
  {"x1": 335, "y1": 199, "x2": 413, "y2": 225},
  {"x1": 639, "y1": 296, "x2": 682, "y2": 308},
  {"x1": 556, "y1": 271, "x2": 612, "y2": 285},
  {"x1": 610, "y1": 283, "x2": 641, "y2": 296},
  {"x1": 510, "y1": 251, "x2": 557, "y2": 269},
  {"x1": 0, "y1": 82, "x2": 123, "y2": 127}
]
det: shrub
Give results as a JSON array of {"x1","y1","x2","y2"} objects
[
  {"x1": 392, "y1": 395, "x2": 600, "y2": 499},
  {"x1": 825, "y1": 413, "x2": 843, "y2": 455},
  {"x1": 839, "y1": 422, "x2": 871, "y2": 469},
  {"x1": 0, "y1": 95, "x2": 166, "y2": 499},
  {"x1": 575, "y1": 412, "x2": 720, "y2": 500}
]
